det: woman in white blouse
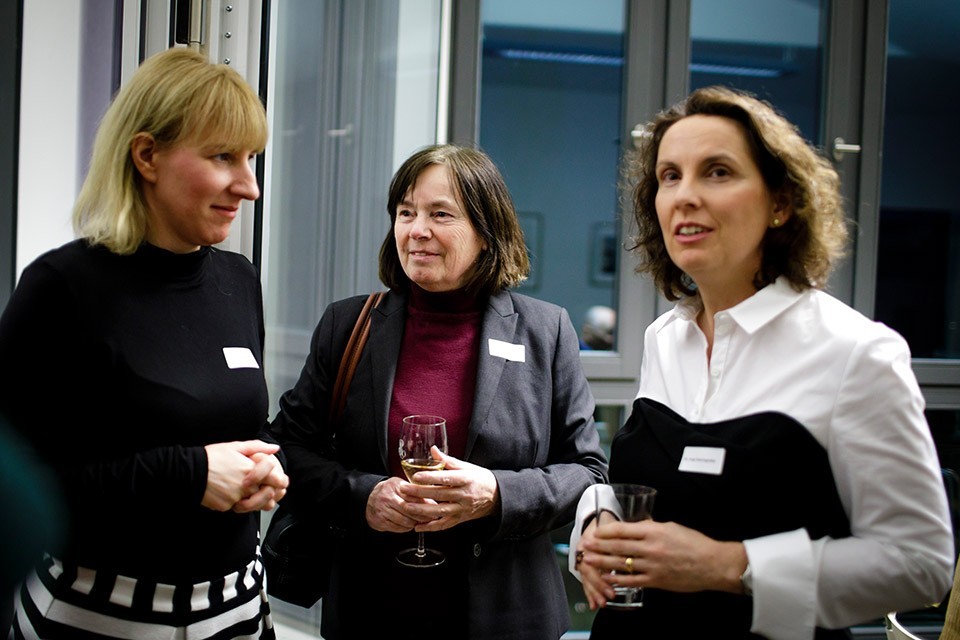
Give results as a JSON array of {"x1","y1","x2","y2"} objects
[{"x1": 570, "y1": 86, "x2": 953, "y2": 640}]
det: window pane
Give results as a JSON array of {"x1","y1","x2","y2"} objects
[
  {"x1": 930, "y1": 408, "x2": 960, "y2": 566},
  {"x1": 876, "y1": 0, "x2": 960, "y2": 359},
  {"x1": 478, "y1": 0, "x2": 626, "y2": 352},
  {"x1": 689, "y1": 0, "x2": 824, "y2": 143},
  {"x1": 262, "y1": 0, "x2": 441, "y2": 419}
]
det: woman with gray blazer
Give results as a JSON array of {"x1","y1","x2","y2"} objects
[{"x1": 270, "y1": 144, "x2": 608, "y2": 639}]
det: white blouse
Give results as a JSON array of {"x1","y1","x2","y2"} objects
[{"x1": 570, "y1": 277, "x2": 952, "y2": 640}]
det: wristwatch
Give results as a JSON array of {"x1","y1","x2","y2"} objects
[{"x1": 740, "y1": 563, "x2": 754, "y2": 596}]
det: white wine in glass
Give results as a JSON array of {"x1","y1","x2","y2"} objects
[
  {"x1": 401, "y1": 458, "x2": 445, "y2": 481},
  {"x1": 397, "y1": 414, "x2": 448, "y2": 568}
]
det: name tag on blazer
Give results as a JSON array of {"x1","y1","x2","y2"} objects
[
  {"x1": 678, "y1": 446, "x2": 725, "y2": 475},
  {"x1": 488, "y1": 338, "x2": 525, "y2": 362},
  {"x1": 223, "y1": 347, "x2": 260, "y2": 369}
]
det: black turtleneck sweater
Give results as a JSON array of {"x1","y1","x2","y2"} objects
[{"x1": 0, "y1": 239, "x2": 270, "y2": 582}]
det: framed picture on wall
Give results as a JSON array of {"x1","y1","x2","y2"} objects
[
  {"x1": 517, "y1": 211, "x2": 543, "y2": 290},
  {"x1": 590, "y1": 221, "x2": 617, "y2": 286}
]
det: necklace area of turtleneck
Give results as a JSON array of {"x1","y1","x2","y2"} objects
[{"x1": 131, "y1": 242, "x2": 211, "y2": 282}]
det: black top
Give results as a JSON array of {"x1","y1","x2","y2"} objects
[
  {"x1": 0, "y1": 239, "x2": 272, "y2": 582},
  {"x1": 591, "y1": 398, "x2": 851, "y2": 639}
]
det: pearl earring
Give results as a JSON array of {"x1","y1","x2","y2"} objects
[{"x1": 772, "y1": 218, "x2": 781, "y2": 227}]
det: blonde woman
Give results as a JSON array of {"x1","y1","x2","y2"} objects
[{"x1": 0, "y1": 47, "x2": 287, "y2": 639}]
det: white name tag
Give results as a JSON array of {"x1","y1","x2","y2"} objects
[
  {"x1": 488, "y1": 338, "x2": 526, "y2": 362},
  {"x1": 223, "y1": 347, "x2": 260, "y2": 369},
  {"x1": 678, "y1": 446, "x2": 726, "y2": 475}
]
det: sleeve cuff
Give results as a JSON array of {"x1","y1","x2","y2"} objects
[
  {"x1": 746, "y1": 528, "x2": 817, "y2": 640},
  {"x1": 568, "y1": 485, "x2": 619, "y2": 578},
  {"x1": 569, "y1": 490, "x2": 591, "y2": 578}
]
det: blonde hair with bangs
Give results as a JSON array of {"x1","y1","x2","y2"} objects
[{"x1": 74, "y1": 47, "x2": 267, "y2": 254}]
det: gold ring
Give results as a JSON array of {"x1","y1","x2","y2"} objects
[{"x1": 624, "y1": 556, "x2": 634, "y2": 574}]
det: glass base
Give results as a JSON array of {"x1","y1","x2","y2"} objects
[
  {"x1": 605, "y1": 586, "x2": 644, "y2": 609},
  {"x1": 396, "y1": 547, "x2": 446, "y2": 569}
]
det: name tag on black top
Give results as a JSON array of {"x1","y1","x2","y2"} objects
[{"x1": 678, "y1": 446, "x2": 725, "y2": 475}]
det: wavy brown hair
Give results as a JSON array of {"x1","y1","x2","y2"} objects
[
  {"x1": 379, "y1": 144, "x2": 529, "y2": 297},
  {"x1": 628, "y1": 86, "x2": 847, "y2": 300}
]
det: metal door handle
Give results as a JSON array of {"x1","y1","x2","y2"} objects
[
  {"x1": 328, "y1": 124, "x2": 353, "y2": 138},
  {"x1": 630, "y1": 127, "x2": 648, "y2": 150},
  {"x1": 833, "y1": 137, "x2": 861, "y2": 161}
]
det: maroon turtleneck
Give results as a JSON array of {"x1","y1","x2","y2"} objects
[{"x1": 386, "y1": 285, "x2": 484, "y2": 479}]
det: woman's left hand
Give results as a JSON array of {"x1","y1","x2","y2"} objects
[
  {"x1": 581, "y1": 520, "x2": 746, "y2": 596},
  {"x1": 397, "y1": 447, "x2": 500, "y2": 531},
  {"x1": 575, "y1": 518, "x2": 618, "y2": 610}
]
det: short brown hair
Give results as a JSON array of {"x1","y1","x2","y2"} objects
[
  {"x1": 628, "y1": 86, "x2": 847, "y2": 300},
  {"x1": 379, "y1": 144, "x2": 530, "y2": 296}
]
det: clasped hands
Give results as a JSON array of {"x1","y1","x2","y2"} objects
[
  {"x1": 575, "y1": 517, "x2": 748, "y2": 610},
  {"x1": 366, "y1": 447, "x2": 499, "y2": 533},
  {"x1": 202, "y1": 440, "x2": 289, "y2": 513}
]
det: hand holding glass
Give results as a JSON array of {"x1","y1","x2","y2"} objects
[
  {"x1": 397, "y1": 415, "x2": 448, "y2": 568},
  {"x1": 594, "y1": 483, "x2": 657, "y2": 609}
]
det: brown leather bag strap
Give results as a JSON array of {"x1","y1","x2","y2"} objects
[{"x1": 328, "y1": 291, "x2": 385, "y2": 425}]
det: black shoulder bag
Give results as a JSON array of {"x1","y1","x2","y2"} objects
[{"x1": 262, "y1": 291, "x2": 384, "y2": 608}]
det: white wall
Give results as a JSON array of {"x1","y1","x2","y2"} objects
[{"x1": 17, "y1": 0, "x2": 82, "y2": 278}]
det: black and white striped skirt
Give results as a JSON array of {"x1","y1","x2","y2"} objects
[{"x1": 9, "y1": 554, "x2": 275, "y2": 640}]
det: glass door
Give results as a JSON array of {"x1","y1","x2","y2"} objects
[
  {"x1": 260, "y1": 0, "x2": 443, "y2": 413},
  {"x1": 460, "y1": 0, "x2": 874, "y2": 390},
  {"x1": 477, "y1": 0, "x2": 627, "y2": 354},
  {"x1": 681, "y1": 0, "x2": 869, "y2": 308},
  {"x1": 876, "y1": 0, "x2": 960, "y2": 362},
  {"x1": 467, "y1": 0, "x2": 656, "y2": 389}
]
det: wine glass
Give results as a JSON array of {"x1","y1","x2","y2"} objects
[
  {"x1": 594, "y1": 483, "x2": 657, "y2": 608},
  {"x1": 397, "y1": 414, "x2": 448, "y2": 568}
]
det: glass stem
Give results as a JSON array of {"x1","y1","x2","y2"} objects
[{"x1": 416, "y1": 532, "x2": 426, "y2": 558}]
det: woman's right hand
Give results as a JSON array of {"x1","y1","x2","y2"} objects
[
  {"x1": 366, "y1": 477, "x2": 432, "y2": 533},
  {"x1": 202, "y1": 440, "x2": 280, "y2": 511},
  {"x1": 581, "y1": 518, "x2": 747, "y2": 601}
]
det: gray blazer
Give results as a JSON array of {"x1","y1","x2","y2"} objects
[{"x1": 272, "y1": 288, "x2": 608, "y2": 639}]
